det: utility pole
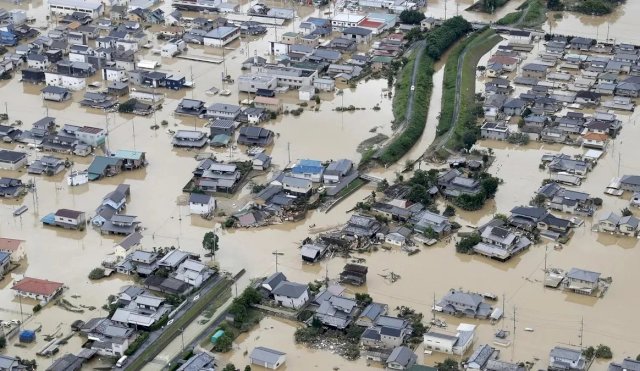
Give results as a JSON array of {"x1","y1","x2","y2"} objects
[
  {"x1": 432, "y1": 293, "x2": 436, "y2": 321},
  {"x1": 132, "y1": 118, "x2": 136, "y2": 150},
  {"x1": 444, "y1": 0, "x2": 447, "y2": 20},
  {"x1": 579, "y1": 316, "x2": 584, "y2": 349},
  {"x1": 273, "y1": 251, "x2": 284, "y2": 272},
  {"x1": 512, "y1": 306, "x2": 516, "y2": 361},
  {"x1": 287, "y1": 142, "x2": 291, "y2": 164},
  {"x1": 544, "y1": 245, "x2": 548, "y2": 272}
]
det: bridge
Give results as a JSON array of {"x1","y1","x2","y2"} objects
[{"x1": 360, "y1": 174, "x2": 385, "y2": 183}]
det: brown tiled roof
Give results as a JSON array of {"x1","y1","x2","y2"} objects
[
  {"x1": 12, "y1": 277, "x2": 63, "y2": 296},
  {"x1": 55, "y1": 209, "x2": 83, "y2": 219},
  {"x1": 78, "y1": 126, "x2": 104, "y2": 134},
  {"x1": 0, "y1": 238, "x2": 23, "y2": 252}
]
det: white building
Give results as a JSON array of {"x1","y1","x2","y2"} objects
[
  {"x1": 331, "y1": 13, "x2": 365, "y2": 31},
  {"x1": 424, "y1": 323, "x2": 476, "y2": 356},
  {"x1": 174, "y1": 259, "x2": 212, "y2": 288},
  {"x1": 45, "y1": 72, "x2": 86, "y2": 91},
  {"x1": 237, "y1": 74, "x2": 278, "y2": 93},
  {"x1": 271, "y1": 281, "x2": 309, "y2": 309},
  {"x1": 0, "y1": 238, "x2": 26, "y2": 262},
  {"x1": 67, "y1": 170, "x2": 89, "y2": 186},
  {"x1": 48, "y1": 0, "x2": 104, "y2": 18},
  {"x1": 189, "y1": 193, "x2": 216, "y2": 215},
  {"x1": 203, "y1": 26, "x2": 240, "y2": 47}
]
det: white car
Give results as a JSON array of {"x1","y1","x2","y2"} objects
[
  {"x1": 410, "y1": 85, "x2": 415, "y2": 91},
  {"x1": 193, "y1": 294, "x2": 200, "y2": 302}
]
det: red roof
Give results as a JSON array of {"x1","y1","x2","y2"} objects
[
  {"x1": 358, "y1": 19, "x2": 384, "y2": 29},
  {"x1": 12, "y1": 277, "x2": 64, "y2": 296},
  {"x1": 583, "y1": 132, "x2": 608, "y2": 141},
  {"x1": 0, "y1": 238, "x2": 23, "y2": 252},
  {"x1": 488, "y1": 55, "x2": 518, "y2": 65}
]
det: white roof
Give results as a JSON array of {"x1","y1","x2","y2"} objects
[
  {"x1": 137, "y1": 60, "x2": 159, "y2": 69},
  {"x1": 332, "y1": 13, "x2": 365, "y2": 22},
  {"x1": 48, "y1": 0, "x2": 102, "y2": 10}
]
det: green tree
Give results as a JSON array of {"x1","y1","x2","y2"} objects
[
  {"x1": 244, "y1": 366, "x2": 252, "y2": 371},
  {"x1": 547, "y1": 0, "x2": 564, "y2": 10},
  {"x1": 355, "y1": 293, "x2": 373, "y2": 307},
  {"x1": 443, "y1": 205, "x2": 456, "y2": 217},
  {"x1": 202, "y1": 231, "x2": 219, "y2": 261},
  {"x1": 0, "y1": 336, "x2": 6, "y2": 349},
  {"x1": 214, "y1": 333, "x2": 233, "y2": 353},
  {"x1": 423, "y1": 226, "x2": 439, "y2": 240},
  {"x1": 88, "y1": 267, "x2": 105, "y2": 280},
  {"x1": 32, "y1": 304, "x2": 42, "y2": 313},
  {"x1": 462, "y1": 130, "x2": 478, "y2": 150},
  {"x1": 404, "y1": 27, "x2": 423, "y2": 42},
  {"x1": 407, "y1": 184, "x2": 430, "y2": 205},
  {"x1": 583, "y1": 346, "x2": 595, "y2": 359},
  {"x1": 480, "y1": 176, "x2": 500, "y2": 198},
  {"x1": 456, "y1": 233, "x2": 481, "y2": 254},
  {"x1": 437, "y1": 358, "x2": 460, "y2": 371},
  {"x1": 621, "y1": 207, "x2": 633, "y2": 217},
  {"x1": 399, "y1": 9, "x2": 426, "y2": 24},
  {"x1": 376, "y1": 178, "x2": 389, "y2": 192},
  {"x1": 222, "y1": 363, "x2": 237, "y2": 371},
  {"x1": 595, "y1": 344, "x2": 613, "y2": 359}
]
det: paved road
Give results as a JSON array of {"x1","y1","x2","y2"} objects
[
  {"x1": 118, "y1": 275, "x2": 223, "y2": 371},
  {"x1": 374, "y1": 40, "x2": 426, "y2": 159}
]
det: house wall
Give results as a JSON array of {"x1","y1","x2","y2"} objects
[
  {"x1": 274, "y1": 290, "x2": 309, "y2": 309},
  {"x1": 102, "y1": 68, "x2": 128, "y2": 82},
  {"x1": 480, "y1": 128, "x2": 509, "y2": 140},
  {"x1": 45, "y1": 72, "x2": 86, "y2": 91},
  {"x1": 203, "y1": 29, "x2": 240, "y2": 47},
  {"x1": 189, "y1": 200, "x2": 215, "y2": 215},
  {"x1": 423, "y1": 335, "x2": 455, "y2": 354},
  {"x1": 0, "y1": 156, "x2": 28, "y2": 170},
  {"x1": 1, "y1": 246, "x2": 25, "y2": 262},
  {"x1": 522, "y1": 70, "x2": 546, "y2": 79}
]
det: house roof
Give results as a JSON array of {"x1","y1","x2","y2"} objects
[
  {"x1": 12, "y1": 277, "x2": 63, "y2": 296},
  {"x1": 118, "y1": 232, "x2": 143, "y2": 250},
  {"x1": 204, "y1": 26, "x2": 239, "y2": 39},
  {"x1": 523, "y1": 63, "x2": 548, "y2": 72},
  {"x1": 550, "y1": 346, "x2": 583, "y2": 361},
  {"x1": 582, "y1": 132, "x2": 608, "y2": 141},
  {"x1": 263, "y1": 272, "x2": 287, "y2": 290},
  {"x1": 386, "y1": 346, "x2": 416, "y2": 367},
  {"x1": 567, "y1": 268, "x2": 601, "y2": 283},
  {"x1": 272, "y1": 281, "x2": 308, "y2": 298},
  {"x1": 0, "y1": 238, "x2": 24, "y2": 252},
  {"x1": 250, "y1": 347, "x2": 286, "y2": 364},
  {"x1": 189, "y1": 193, "x2": 212, "y2": 205},
  {"x1": 342, "y1": 26, "x2": 372, "y2": 36},
  {"x1": 55, "y1": 208, "x2": 83, "y2": 219}
]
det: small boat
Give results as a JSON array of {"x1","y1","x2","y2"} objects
[
  {"x1": 246, "y1": 146, "x2": 265, "y2": 156},
  {"x1": 524, "y1": 327, "x2": 534, "y2": 332},
  {"x1": 219, "y1": 89, "x2": 231, "y2": 96},
  {"x1": 88, "y1": 81, "x2": 102, "y2": 88},
  {"x1": 206, "y1": 87, "x2": 219, "y2": 96},
  {"x1": 430, "y1": 318, "x2": 447, "y2": 328},
  {"x1": 13, "y1": 205, "x2": 28, "y2": 217}
]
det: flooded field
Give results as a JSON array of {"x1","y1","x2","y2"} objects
[{"x1": 1, "y1": 0, "x2": 640, "y2": 370}]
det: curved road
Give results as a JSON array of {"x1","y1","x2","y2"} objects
[{"x1": 375, "y1": 40, "x2": 426, "y2": 158}]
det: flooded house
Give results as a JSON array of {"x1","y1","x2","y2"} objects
[
  {"x1": 249, "y1": 347, "x2": 286, "y2": 370},
  {"x1": 437, "y1": 290, "x2": 492, "y2": 319},
  {"x1": 300, "y1": 243, "x2": 328, "y2": 263},
  {"x1": 465, "y1": 344, "x2": 499, "y2": 370},
  {"x1": 188, "y1": 193, "x2": 215, "y2": 215},
  {"x1": 480, "y1": 122, "x2": 510, "y2": 140},
  {"x1": 423, "y1": 323, "x2": 476, "y2": 356},
  {"x1": 384, "y1": 226, "x2": 412, "y2": 247},
  {"x1": 174, "y1": 98, "x2": 207, "y2": 117},
  {"x1": 172, "y1": 130, "x2": 209, "y2": 148},
  {"x1": 323, "y1": 159, "x2": 353, "y2": 184},
  {"x1": 79, "y1": 92, "x2": 117, "y2": 109},
  {"x1": 176, "y1": 352, "x2": 217, "y2": 370},
  {"x1": 411, "y1": 211, "x2": 451, "y2": 236},
  {"x1": 472, "y1": 225, "x2": 532, "y2": 261},
  {"x1": 0, "y1": 177, "x2": 25, "y2": 198},
  {"x1": 11, "y1": 276, "x2": 64, "y2": 304},
  {"x1": 313, "y1": 293, "x2": 358, "y2": 329},
  {"x1": 281, "y1": 176, "x2": 312, "y2": 196},
  {"x1": 100, "y1": 214, "x2": 140, "y2": 235},
  {"x1": 252, "y1": 153, "x2": 272, "y2": 171},
  {"x1": 563, "y1": 268, "x2": 602, "y2": 296},
  {"x1": 508, "y1": 206, "x2": 572, "y2": 237},
  {"x1": 173, "y1": 259, "x2": 213, "y2": 288},
  {"x1": 79, "y1": 317, "x2": 135, "y2": 357},
  {"x1": 41, "y1": 85, "x2": 72, "y2": 102},
  {"x1": 291, "y1": 159, "x2": 324, "y2": 182},
  {"x1": 111, "y1": 291, "x2": 171, "y2": 329},
  {"x1": 114, "y1": 232, "x2": 143, "y2": 259},
  {"x1": 116, "y1": 250, "x2": 158, "y2": 276},
  {"x1": 609, "y1": 357, "x2": 640, "y2": 371},
  {"x1": 0, "y1": 149, "x2": 28, "y2": 170},
  {"x1": 597, "y1": 212, "x2": 640, "y2": 236},
  {"x1": 194, "y1": 162, "x2": 242, "y2": 194},
  {"x1": 342, "y1": 215, "x2": 382, "y2": 238},
  {"x1": 437, "y1": 169, "x2": 482, "y2": 197},
  {"x1": 356, "y1": 302, "x2": 388, "y2": 327},
  {"x1": 237, "y1": 126, "x2": 274, "y2": 147},
  {"x1": 27, "y1": 155, "x2": 67, "y2": 175},
  {"x1": 41, "y1": 209, "x2": 86, "y2": 230},
  {"x1": 0, "y1": 238, "x2": 26, "y2": 262},
  {"x1": 385, "y1": 346, "x2": 417, "y2": 370},
  {"x1": 549, "y1": 346, "x2": 586, "y2": 371},
  {"x1": 87, "y1": 156, "x2": 123, "y2": 180},
  {"x1": 360, "y1": 315, "x2": 412, "y2": 349},
  {"x1": 620, "y1": 175, "x2": 640, "y2": 192},
  {"x1": 270, "y1": 280, "x2": 309, "y2": 309},
  {"x1": 339, "y1": 263, "x2": 368, "y2": 286}
]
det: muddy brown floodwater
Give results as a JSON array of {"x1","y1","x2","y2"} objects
[{"x1": 1, "y1": 0, "x2": 640, "y2": 370}]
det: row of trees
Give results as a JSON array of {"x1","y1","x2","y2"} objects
[{"x1": 425, "y1": 16, "x2": 473, "y2": 60}]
